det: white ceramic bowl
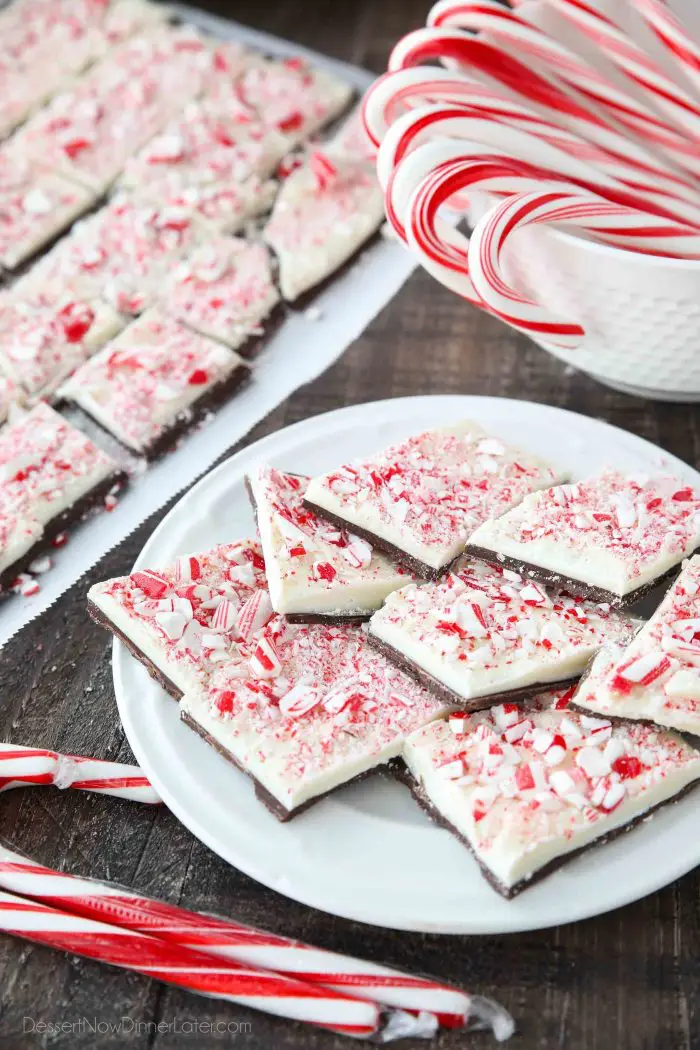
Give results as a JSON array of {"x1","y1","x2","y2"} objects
[{"x1": 467, "y1": 193, "x2": 700, "y2": 402}]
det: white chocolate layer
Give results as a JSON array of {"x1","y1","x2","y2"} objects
[
  {"x1": 469, "y1": 470, "x2": 700, "y2": 599},
  {"x1": 305, "y1": 422, "x2": 566, "y2": 572},
  {"x1": 59, "y1": 310, "x2": 247, "y2": 454},
  {"x1": 263, "y1": 151, "x2": 384, "y2": 302},
  {"x1": 248, "y1": 465, "x2": 411, "y2": 616},
  {"x1": 368, "y1": 560, "x2": 640, "y2": 704},
  {"x1": 403, "y1": 697, "x2": 700, "y2": 893},
  {"x1": 573, "y1": 556, "x2": 700, "y2": 734}
]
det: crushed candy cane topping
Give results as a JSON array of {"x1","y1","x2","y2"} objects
[
  {"x1": 165, "y1": 237, "x2": 280, "y2": 352},
  {"x1": 574, "y1": 556, "x2": 700, "y2": 734},
  {"x1": 370, "y1": 559, "x2": 638, "y2": 693},
  {"x1": 470, "y1": 470, "x2": 700, "y2": 594},
  {"x1": 406, "y1": 692, "x2": 700, "y2": 881},
  {"x1": 305, "y1": 423, "x2": 563, "y2": 567},
  {"x1": 27, "y1": 194, "x2": 201, "y2": 316},
  {"x1": 250, "y1": 465, "x2": 410, "y2": 612},
  {"x1": 59, "y1": 310, "x2": 245, "y2": 454},
  {"x1": 90, "y1": 540, "x2": 269, "y2": 687}
]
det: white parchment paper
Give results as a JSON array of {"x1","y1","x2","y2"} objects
[{"x1": 0, "y1": 8, "x2": 415, "y2": 646}]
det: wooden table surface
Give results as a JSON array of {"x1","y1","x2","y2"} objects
[{"x1": 2, "y1": 2, "x2": 700, "y2": 1048}]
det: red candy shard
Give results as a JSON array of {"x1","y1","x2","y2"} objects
[
  {"x1": 59, "y1": 302, "x2": 95, "y2": 343},
  {"x1": 131, "y1": 570, "x2": 169, "y2": 598},
  {"x1": 188, "y1": 368, "x2": 209, "y2": 385},
  {"x1": 612, "y1": 755, "x2": 643, "y2": 780}
]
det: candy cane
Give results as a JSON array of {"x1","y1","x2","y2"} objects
[
  {"x1": 388, "y1": 22, "x2": 700, "y2": 181},
  {"x1": 545, "y1": 0, "x2": 700, "y2": 143},
  {"x1": 376, "y1": 103, "x2": 700, "y2": 229},
  {"x1": 466, "y1": 189, "x2": 700, "y2": 348},
  {"x1": 632, "y1": 0, "x2": 700, "y2": 102},
  {"x1": 362, "y1": 67, "x2": 700, "y2": 210},
  {"x1": 0, "y1": 888, "x2": 384, "y2": 1037},
  {"x1": 0, "y1": 743, "x2": 161, "y2": 805},
  {"x1": 0, "y1": 845, "x2": 515, "y2": 1038}
]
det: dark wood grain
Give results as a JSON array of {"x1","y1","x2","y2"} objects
[{"x1": 1, "y1": 2, "x2": 699, "y2": 1048}]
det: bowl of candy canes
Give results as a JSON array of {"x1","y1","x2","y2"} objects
[{"x1": 363, "y1": 0, "x2": 700, "y2": 402}]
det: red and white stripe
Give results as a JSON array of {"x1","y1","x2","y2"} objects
[
  {"x1": 362, "y1": 66, "x2": 700, "y2": 214},
  {"x1": 0, "y1": 888, "x2": 380, "y2": 1036},
  {"x1": 466, "y1": 189, "x2": 700, "y2": 348},
  {"x1": 377, "y1": 104, "x2": 700, "y2": 232},
  {"x1": 0, "y1": 844, "x2": 486, "y2": 1030},
  {"x1": 546, "y1": 0, "x2": 700, "y2": 145},
  {"x1": 387, "y1": 22, "x2": 700, "y2": 182},
  {"x1": 0, "y1": 743, "x2": 161, "y2": 805},
  {"x1": 426, "y1": 0, "x2": 700, "y2": 180},
  {"x1": 632, "y1": 0, "x2": 700, "y2": 103}
]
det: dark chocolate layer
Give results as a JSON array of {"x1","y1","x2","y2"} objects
[
  {"x1": 87, "y1": 598, "x2": 183, "y2": 702},
  {"x1": 65, "y1": 363, "x2": 251, "y2": 462},
  {"x1": 181, "y1": 710, "x2": 384, "y2": 821},
  {"x1": 0, "y1": 470, "x2": 128, "y2": 594},
  {"x1": 463, "y1": 544, "x2": 700, "y2": 610},
  {"x1": 366, "y1": 631, "x2": 580, "y2": 711},
  {"x1": 302, "y1": 497, "x2": 451, "y2": 581},
  {"x1": 396, "y1": 762, "x2": 700, "y2": 899}
]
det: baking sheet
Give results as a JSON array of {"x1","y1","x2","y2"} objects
[{"x1": 0, "y1": 5, "x2": 415, "y2": 647}]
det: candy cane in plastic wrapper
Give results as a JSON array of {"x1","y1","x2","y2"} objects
[
  {"x1": 0, "y1": 844, "x2": 515, "y2": 1039},
  {"x1": 0, "y1": 743, "x2": 161, "y2": 804}
]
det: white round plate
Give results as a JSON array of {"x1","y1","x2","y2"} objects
[{"x1": 114, "y1": 396, "x2": 700, "y2": 934}]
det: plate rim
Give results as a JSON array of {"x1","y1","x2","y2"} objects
[{"x1": 114, "y1": 395, "x2": 700, "y2": 933}]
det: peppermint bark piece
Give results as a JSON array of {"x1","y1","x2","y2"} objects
[
  {"x1": 88, "y1": 540, "x2": 269, "y2": 699},
  {"x1": 181, "y1": 617, "x2": 453, "y2": 820},
  {"x1": 467, "y1": 470, "x2": 700, "y2": 606},
  {"x1": 120, "y1": 98, "x2": 285, "y2": 233},
  {"x1": 263, "y1": 151, "x2": 384, "y2": 302},
  {"x1": 58, "y1": 310, "x2": 250, "y2": 458},
  {"x1": 0, "y1": 402, "x2": 122, "y2": 586},
  {"x1": 27, "y1": 194, "x2": 203, "y2": 316},
  {"x1": 247, "y1": 466, "x2": 412, "y2": 620},
  {"x1": 304, "y1": 422, "x2": 565, "y2": 579},
  {"x1": 14, "y1": 25, "x2": 212, "y2": 193},
  {"x1": 164, "y1": 237, "x2": 281, "y2": 356},
  {"x1": 573, "y1": 556, "x2": 700, "y2": 734},
  {"x1": 402, "y1": 695, "x2": 700, "y2": 897},
  {"x1": 0, "y1": 289, "x2": 123, "y2": 401},
  {"x1": 0, "y1": 149, "x2": 95, "y2": 271},
  {"x1": 232, "y1": 57, "x2": 353, "y2": 146},
  {"x1": 367, "y1": 560, "x2": 640, "y2": 709}
]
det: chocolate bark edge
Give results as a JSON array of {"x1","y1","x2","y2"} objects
[
  {"x1": 283, "y1": 227, "x2": 382, "y2": 310},
  {"x1": 463, "y1": 543, "x2": 700, "y2": 610},
  {"x1": 244, "y1": 476, "x2": 374, "y2": 624},
  {"x1": 0, "y1": 469, "x2": 128, "y2": 595},
  {"x1": 181, "y1": 710, "x2": 386, "y2": 821},
  {"x1": 87, "y1": 598, "x2": 183, "y2": 701},
  {"x1": 303, "y1": 498, "x2": 449, "y2": 581},
  {"x1": 366, "y1": 631, "x2": 580, "y2": 711},
  {"x1": 395, "y1": 763, "x2": 700, "y2": 899},
  {"x1": 63, "y1": 362, "x2": 251, "y2": 463}
]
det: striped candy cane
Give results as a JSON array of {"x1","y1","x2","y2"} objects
[
  {"x1": 427, "y1": 0, "x2": 700, "y2": 177},
  {"x1": 0, "y1": 845, "x2": 515, "y2": 1037},
  {"x1": 545, "y1": 0, "x2": 700, "y2": 143},
  {"x1": 376, "y1": 103, "x2": 700, "y2": 229},
  {"x1": 632, "y1": 0, "x2": 700, "y2": 102},
  {"x1": 0, "y1": 743, "x2": 161, "y2": 804},
  {"x1": 466, "y1": 189, "x2": 700, "y2": 348},
  {"x1": 0, "y1": 888, "x2": 383, "y2": 1037},
  {"x1": 362, "y1": 66, "x2": 700, "y2": 212},
  {"x1": 388, "y1": 20, "x2": 700, "y2": 182}
]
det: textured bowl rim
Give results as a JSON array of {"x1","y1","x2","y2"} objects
[{"x1": 549, "y1": 222, "x2": 700, "y2": 269}]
